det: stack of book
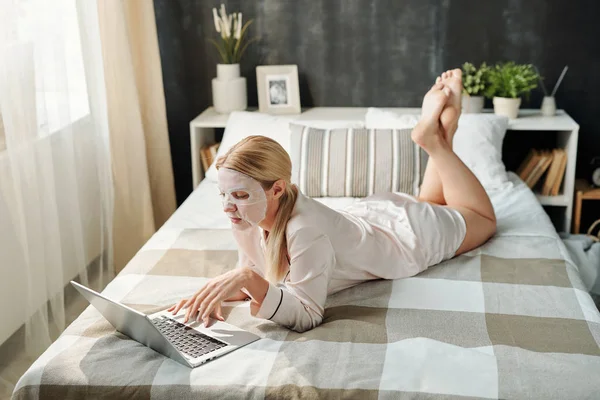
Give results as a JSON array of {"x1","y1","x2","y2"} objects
[
  {"x1": 200, "y1": 143, "x2": 220, "y2": 172},
  {"x1": 516, "y1": 148, "x2": 567, "y2": 196}
]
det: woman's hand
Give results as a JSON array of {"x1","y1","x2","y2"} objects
[
  {"x1": 168, "y1": 268, "x2": 250, "y2": 326},
  {"x1": 167, "y1": 299, "x2": 225, "y2": 323},
  {"x1": 167, "y1": 290, "x2": 248, "y2": 321}
]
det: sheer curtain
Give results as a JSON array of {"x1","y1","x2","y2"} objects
[
  {"x1": 0, "y1": 0, "x2": 113, "y2": 356},
  {"x1": 97, "y1": 0, "x2": 176, "y2": 273}
]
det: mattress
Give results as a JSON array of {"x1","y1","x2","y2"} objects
[{"x1": 13, "y1": 173, "x2": 600, "y2": 399}]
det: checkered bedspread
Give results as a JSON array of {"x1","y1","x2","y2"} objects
[{"x1": 13, "y1": 197, "x2": 600, "y2": 399}]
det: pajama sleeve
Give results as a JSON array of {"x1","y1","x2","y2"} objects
[{"x1": 254, "y1": 227, "x2": 335, "y2": 332}]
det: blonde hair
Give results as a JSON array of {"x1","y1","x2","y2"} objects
[{"x1": 215, "y1": 136, "x2": 297, "y2": 283}]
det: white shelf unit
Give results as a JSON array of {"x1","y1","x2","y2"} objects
[
  {"x1": 504, "y1": 109, "x2": 579, "y2": 232},
  {"x1": 190, "y1": 108, "x2": 234, "y2": 187},
  {"x1": 189, "y1": 107, "x2": 579, "y2": 232}
]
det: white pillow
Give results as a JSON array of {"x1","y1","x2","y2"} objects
[
  {"x1": 453, "y1": 114, "x2": 510, "y2": 190},
  {"x1": 204, "y1": 111, "x2": 365, "y2": 182},
  {"x1": 365, "y1": 108, "x2": 426, "y2": 186},
  {"x1": 365, "y1": 108, "x2": 510, "y2": 190},
  {"x1": 365, "y1": 107, "x2": 419, "y2": 129},
  {"x1": 289, "y1": 124, "x2": 421, "y2": 197}
]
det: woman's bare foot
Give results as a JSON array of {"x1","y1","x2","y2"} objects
[
  {"x1": 411, "y1": 82, "x2": 449, "y2": 153},
  {"x1": 436, "y1": 69, "x2": 463, "y2": 146}
]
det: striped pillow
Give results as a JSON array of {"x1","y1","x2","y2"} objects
[{"x1": 290, "y1": 124, "x2": 424, "y2": 197}]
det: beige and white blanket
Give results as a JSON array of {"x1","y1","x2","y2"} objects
[{"x1": 13, "y1": 176, "x2": 600, "y2": 399}]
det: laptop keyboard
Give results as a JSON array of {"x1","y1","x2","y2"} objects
[{"x1": 152, "y1": 316, "x2": 227, "y2": 359}]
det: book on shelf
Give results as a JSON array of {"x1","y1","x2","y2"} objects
[
  {"x1": 526, "y1": 150, "x2": 553, "y2": 189},
  {"x1": 541, "y1": 149, "x2": 566, "y2": 196},
  {"x1": 516, "y1": 148, "x2": 567, "y2": 195},
  {"x1": 200, "y1": 142, "x2": 220, "y2": 172},
  {"x1": 541, "y1": 149, "x2": 559, "y2": 196},
  {"x1": 551, "y1": 149, "x2": 567, "y2": 196},
  {"x1": 517, "y1": 149, "x2": 537, "y2": 181}
]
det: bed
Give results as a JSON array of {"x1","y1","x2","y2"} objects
[{"x1": 13, "y1": 113, "x2": 600, "y2": 399}]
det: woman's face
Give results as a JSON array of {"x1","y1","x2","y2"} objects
[{"x1": 217, "y1": 168, "x2": 268, "y2": 230}]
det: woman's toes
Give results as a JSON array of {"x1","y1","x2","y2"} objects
[{"x1": 436, "y1": 76, "x2": 441, "y2": 84}]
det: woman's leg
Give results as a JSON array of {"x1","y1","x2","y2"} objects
[
  {"x1": 418, "y1": 157, "x2": 446, "y2": 205},
  {"x1": 412, "y1": 70, "x2": 496, "y2": 255},
  {"x1": 418, "y1": 72, "x2": 460, "y2": 206}
]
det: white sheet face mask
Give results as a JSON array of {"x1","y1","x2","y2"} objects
[{"x1": 217, "y1": 168, "x2": 267, "y2": 230}]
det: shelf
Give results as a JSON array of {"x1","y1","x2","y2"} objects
[
  {"x1": 190, "y1": 107, "x2": 579, "y2": 131},
  {"x1": 506, "y1": 110, "x2": 579, "y2": 131},
  {"x1": 536, "y1": 193, "x2": 569, "y2": 206},
  {"x1": 190, "y1": 107, "x2": 258, "y2": 128}
]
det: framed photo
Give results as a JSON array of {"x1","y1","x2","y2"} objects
[{"x1": 256, "y1": 65, "x2": 301, "y2": 114}]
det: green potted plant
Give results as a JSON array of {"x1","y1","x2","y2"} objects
[
  {"x1": 461, "y1": 62, "x2": 491, "y2": 113},
  {"x1": 209, "y1": 4, "x2": 258, "y2": 114},
  {"x1": 484, "y1": 62, "x2": 539, "y2": 119}
]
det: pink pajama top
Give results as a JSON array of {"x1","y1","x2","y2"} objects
[{"x1": 235, "y1": 189, "x2": 466, "y2": 332}]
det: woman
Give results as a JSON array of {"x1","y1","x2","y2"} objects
[{"x1": 169, "y1": 69, "x2": 496, "y2": 332}]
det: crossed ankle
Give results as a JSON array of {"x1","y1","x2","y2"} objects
[{"x1": 420, "y1": 135, "x2": 452, "y2": 155}]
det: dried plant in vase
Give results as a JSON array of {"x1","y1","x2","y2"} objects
[
  {"x1": 209, "y1": 4, "x2": 258, "y2": 114},
  {"x1": 209, "y1": 4, "x2": 257, "y2": 64}
]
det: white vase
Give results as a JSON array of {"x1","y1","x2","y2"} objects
[
  {"x1": 462, "y1": 94, "x2": 484, "y2": 114},
  {"x1": 493, "y1": 97, "x2": 521, "y2": 119},
  {"x1": 212, "y1": 64, "x2": 247, "y2": 114},
  {"x1": 541, "y1": 96, "x2": 556, "y2": 116}
]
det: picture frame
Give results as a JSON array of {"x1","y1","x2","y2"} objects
[{"x1": 256, "y1": 65, "x2": 301, "y2": 114}]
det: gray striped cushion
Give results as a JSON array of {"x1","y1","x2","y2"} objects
[{"x1": 290, "y1": 124, "x2": 424, "y2": 197}]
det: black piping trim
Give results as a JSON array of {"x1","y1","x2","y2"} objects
[{"x1": 268, "y1": 288, "x2": 284, "y2": 320}]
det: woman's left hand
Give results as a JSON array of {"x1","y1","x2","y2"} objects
[{"x1": 175, "y1": 268, "x2": 249, "y2": 326}]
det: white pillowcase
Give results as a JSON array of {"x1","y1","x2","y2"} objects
[
  {"x1": 453, "y1": 114, "x2": 510, "y2": 190},
  {"x1": 365, "y1": 108, "x2": 510, "y2": 190},
  {"x1": 205, "y1": 111, "x2": 365, "y2": 182},
  {"x1": 365, "y1": 107, "x2": 420, "y2": 129}
]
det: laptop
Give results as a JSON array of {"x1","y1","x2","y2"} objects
[{"x1": 70, "y1": 281, "x2": 260, "y2": 368}]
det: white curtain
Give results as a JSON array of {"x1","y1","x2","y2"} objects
[{"x1": 0, "y1": 0, "x2": 113, "y2": 356}]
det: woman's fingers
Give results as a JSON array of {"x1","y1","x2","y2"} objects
[
  {"x1": 183, "y1": 286, "x2": 207, "y2": 322},
  {"x1": 186, "y1": 288, "x2": 209, "y2": 323},
  {"x1": 198, "y1": 289, "x2": 221, "y2": 323},
  {"x1": 215, "y1": 303, "x2": 224, "y2": 321},
  {"x1": 170, "y1": 299, "x2": 188, "y2": 315},
  {"x1": 182, "y1": 295, "x2": 197, "y2": 311},
  {"x1": 180, "y1": 270, "x2": 243, "y2": 323},
  {"x1": 171, "y1": 298, "x2": 224, "y2": 326},
  {"x1": 203, "y1": 297, "x2": 221, "y2": 321},
  {"x1": 199, "y1": 296, "x2": 223, "y2": 328}
]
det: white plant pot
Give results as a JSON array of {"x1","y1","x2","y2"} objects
[
  {"x1": 212, "y1": 63, "x2": 247, "y2": 114},
  {"x1": 493, "y1": 97, "x2": 521, "y2": 119},
  {"x1": 541, "y1": 96, "x2": 556, "y2": 116},
  {"x1": 462, "y1": 94, "x2": 484, "y2": 114}
]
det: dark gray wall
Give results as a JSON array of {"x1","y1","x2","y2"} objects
[{"x1": 154, "y1": 0, "x2": 600, "y2": 206}]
